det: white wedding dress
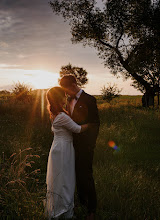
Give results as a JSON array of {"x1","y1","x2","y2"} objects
[{"x1": 45, "y1": 112, "x2": 81, "y2": 219}]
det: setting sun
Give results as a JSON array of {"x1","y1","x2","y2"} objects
[{"x1": 23, "y1": 70, "x2": 59, "y2": 89}]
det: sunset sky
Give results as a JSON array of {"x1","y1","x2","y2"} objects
[{"x1": 0, "y1": 0, "x2": 142, "y2": 95}]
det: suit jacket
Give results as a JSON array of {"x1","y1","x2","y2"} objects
[{"x1": 67, "y1": 91, "x2": 100, "y2": 150}]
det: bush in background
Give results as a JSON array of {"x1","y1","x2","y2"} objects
[
  {"x1": 101, "y1": 83, "x2": 122, "y2": 103},
  {"x1": 12, "y1": 82, "x2": 32, "y2": 102}
]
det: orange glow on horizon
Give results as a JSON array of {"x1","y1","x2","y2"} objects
[
  {"x1": 10, "y1": 69, "x2": 60, "y2": 90},
  {"x1": 26, "y1": 70, "x2": 59, "y2": 90}
]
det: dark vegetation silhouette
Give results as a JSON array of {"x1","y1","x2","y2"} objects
[
  {"x1": 101, "y1": 83, "x2": 122, "y2": 103},
  {"x1": 59, "y1": 63, "x2": 88, "y2": 87},
  {"x1": 12, "y1": 81, "x2": 32, "y2": 102},
  {"x1": 50, "y1": 0, "x2": 160, "y2": 107}
]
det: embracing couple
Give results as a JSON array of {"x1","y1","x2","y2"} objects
[{"x1": 45, "y1": 75, "x2": 100, "y2": 220}]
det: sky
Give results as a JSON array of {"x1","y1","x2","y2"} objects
[{"x1": 0, "y1": 0, "x2": 142, "y2": 95}]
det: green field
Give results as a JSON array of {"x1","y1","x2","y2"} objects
[{"x1": 1, "y1": 93, "x2": 160, "y2": 219}]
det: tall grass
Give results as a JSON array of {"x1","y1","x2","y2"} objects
[
  {"x1": 0, "y1": 148, "x2": 44, "y2": 219},
  {"x1": 93, "y1": 99, "x2": 160, "y2": 219},
  {"x1": 0, "y1": 93, "x2": 160, "y2": 219}
]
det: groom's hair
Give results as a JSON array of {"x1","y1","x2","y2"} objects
[{"x1": 59, "y1": 74, "x2": 77, "y2": 88}]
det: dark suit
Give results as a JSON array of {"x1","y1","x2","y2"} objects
[{"x1": 67, "y1": 91, "x2": 100, "y2": 214}]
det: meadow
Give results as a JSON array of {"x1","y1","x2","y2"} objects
[{"x1": 0, "y1": 92, "x2": 160, "y2": 219}]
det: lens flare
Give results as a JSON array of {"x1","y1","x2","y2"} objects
[
  {"x1": 108, "y1": 141, "x2": 120, "y2": 152},
  {"x1": 108, "y1": 141, "x2": 115, "y2": 148}
]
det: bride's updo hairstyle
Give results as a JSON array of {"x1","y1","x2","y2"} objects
[{"x1": 46, "y1": 87, "x2": 65, "y2": 118}]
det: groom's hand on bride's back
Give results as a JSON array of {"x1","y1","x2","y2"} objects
[
  {"x1": 80, "y1": 122, "x2": 95, "y2": 132},
  {"x1": 80, "y1": 123, "x2": 89, "y2": 132}
]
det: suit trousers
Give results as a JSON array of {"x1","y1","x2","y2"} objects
[{"x1": 74, "y1": 144, "x2": 97, "y2": 214}]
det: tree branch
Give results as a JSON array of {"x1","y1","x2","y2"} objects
[
  {"x1": 116, "y1": 19, "x2": 124, "y2": 49},
  {"x1": 98, "y1": 39, "x2": 114, "y2": 49},
  {"x1": 99, "y1": 39, "x2": 151, "y2": 90}
]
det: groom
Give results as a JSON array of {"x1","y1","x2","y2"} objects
[{"x1": 60, "y1": 75, "x2": 100, "y2": 220}]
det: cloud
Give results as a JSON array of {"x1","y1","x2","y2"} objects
[
  {"x1": 0, "y1": 0, "x2": 71, "y2": 70},
  {"x1": 0, "y1": 0, "x2": 101, "y2": 73},
  {"x1": 0, "y1": 0, "x2": 47, "y2": 10},
  {"x1": 0, "y1": 41, "x2": 9, "y2": 48},
  {"x1": 0, "y1": 63, "x2": 21, "y2": 68}
]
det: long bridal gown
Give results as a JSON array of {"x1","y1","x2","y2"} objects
[{"x1": 45, "y1": 112, "x2": 81, "y2": 219}]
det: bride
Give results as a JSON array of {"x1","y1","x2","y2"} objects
[{"x1": 45, "y1": 87, "x2": 88, "y2": 219}]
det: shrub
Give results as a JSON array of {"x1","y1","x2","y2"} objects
[
  {"x1": 101, "y1": 83, "x2": 122, "y2": 103},
  {"x1": 12, "y1": 82, "x2": 32, "y2": 102}
]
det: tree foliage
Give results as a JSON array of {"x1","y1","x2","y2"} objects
[
  {"x1": 50, "y1": 0, "x2": 160, "y2": 103},
  {"x1": 101, "y1": 83, "x2": 122, "y2": 103},
  {"x1": 59, "y1": 63, "x2": 88, "y2": 87}
]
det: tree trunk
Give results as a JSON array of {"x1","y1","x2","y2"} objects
[
  {"x1": 158, "y1": 79, "x2": 160, "y2": 106},
  {"x1": 142, "y1": 90, "x2": 155, "y2": 107}
]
